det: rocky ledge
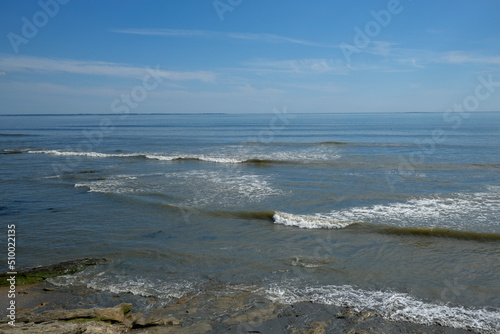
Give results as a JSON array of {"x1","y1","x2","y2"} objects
[
  {"x1": 0, "y1": 259, "x2": 480, "y2": 334},
  {"x1": 1, "y1": 284, "x2": 477, "y2": 334}
]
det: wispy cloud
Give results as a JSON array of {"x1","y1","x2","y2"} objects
[
  {"x1": 351, "y1": 43, "x2": 500, "y2": 68},
  {"x1": 441, "y1": 51, "x2": 500, "y2": 65},
  {"x1": 244, "y1": 58, "x2": 349, "y2": 74},
  {"x1": 364, "y1": 41, "x2": 400, "y2": 56},
  {"x1": 0, "y1": 80, "x2": 124, "y2": 97},
  {"x1": 0, "y1": 55, "x2": 216, "y2": 82},
  {"x1": 113, "y1": 28, "x2": 331, "y2": 47}
]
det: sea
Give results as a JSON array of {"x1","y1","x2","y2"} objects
[{"x1": 1, "y1": 111, "x2": 499, "y2": 332}]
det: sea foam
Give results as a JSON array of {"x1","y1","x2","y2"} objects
[
  {"x1": 273, "y1": 190, "x2": 500, "y2": 233},
  {"x1": 266, "y1": 284, "x2": 500, "y2": 333},
  {"x1": 273, "y1": 211, "x2": 356, "y2": 229}
]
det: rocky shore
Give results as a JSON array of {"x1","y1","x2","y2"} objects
[{"x1": 0, "y1": 259, "x2": 481, "y2": 334}]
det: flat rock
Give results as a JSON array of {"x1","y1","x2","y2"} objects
[{"x1": 16, "y1": 303, "x2": 132, "y2": 324}]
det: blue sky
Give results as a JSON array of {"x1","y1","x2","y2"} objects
[{"x1": 1, "y1": 0, "x2": 499, "y2": 114}]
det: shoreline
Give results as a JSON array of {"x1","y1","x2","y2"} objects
[{"x1": 1, "y1": 277, "x2": 481, "y2": 333}]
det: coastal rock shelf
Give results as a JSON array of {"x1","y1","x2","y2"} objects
[{"x1": 0, "y1": 280, "x2": 479, "y2": 334}]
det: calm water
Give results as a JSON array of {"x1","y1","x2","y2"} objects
[{"x1": 1, "y1": 112, "x2": 499, "y2": 332}]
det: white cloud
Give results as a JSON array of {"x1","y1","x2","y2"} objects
[
  {"x1": 365, "y1": 41, "x2": 399, "y2": 56},
  {"x1": 351, "y1": 44, "x2": 500, "y2": 69},
  {"x1": 441, "y1": 51, "x2": 500, "y2": 65},
  {"x1": 0, "y1": 55, "x2": 216, "y2": 82},
  {"x1": 0, "y1": 81, "x2": 124, "y2": 97},
  {"x1": 113, "y1": 29, "x2": 331, "y2": 47},
  {"x1": 0, "y1": 71, "x2": 5, "y2": 76},
  {"x1": 245, "y1": 58, "x2": 349, "y2": 75}
]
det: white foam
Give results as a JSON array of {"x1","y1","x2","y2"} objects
[
  {"x1": 325, "y1": 192, "x2": 500, "y2": 232},
  {"x1": 75, "y1": 176, "x2": 140, "y2": 194},
  {"x1": 273, "y1": 211, "x2": 355, "y2": 229},
  {"x1": 48, "y1": 271, "x2": 194, "y2": 300},
  {"x1": 266, "y1": 284, "x2": 500, "y2": 333},
  {"x1": 289, "y1": 257, "x2": 332, "y2": 268},
  {"x1": 73, "y1": 169, "x2": 281, "y2": 204},
  {"x1": 146, "y1": 154, "x2": 237, "y2": 163},
  {"x1": 274, "y1": 191, "x2": 500, "y2": 233},
  {"x1": 29, "y1": 148, "x2": 341, "y2": 164},
  {"x1": 486, "y1": 185, "x2": 500, "y2": 193},
  {"x1": 30, "y1": 150, "x2": 246, "y2": 164},
  {"x1": 271, "y1": 148, "x2": 341, "y2": 162},
  {"x1": 86, "y1": 277, "x2": 192, "y2": 299},
  {"x1": 197, "y1": 155, "x2": 244, "y2": 164},
  {"x1": 144, "y1": 154, "x2": 177, "y2": 161},
  {"x1": 168, "y1": 170, "x2": 282, "y2": 207},
  {"x1": 28, "y1": 149, "x2": 137, "y2": 158}
]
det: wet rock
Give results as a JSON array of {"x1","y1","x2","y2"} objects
[
  {"x1": 133, "y1": 321, "x2": 211, "y2": 334},
  {"x1": 337, "y1": 309, "x2": 358, "y2": 319},
  {"x1": 354, "y1": 310, "x2": 376, "y2": 324},
  {"x1": 17, "y1": 302, "x2": 47, "y2": 314},
  {"x1": 224, "y1": 304, "x2": 276, "y2": 325},
  {"x1": 16, "y1": 303, "x2": 133, "y2": 325},
  {"x1": 132, "y1": 313, "x2": 182, "y2": 327},
  {"x1": 346, "y1": 330, "x2": 369, "y2": 334},
  {"x1": 0, "y1": 320, "x2": 128, "y2": 334},
  {"x1": 305, "y1": 321, "x2": 328, "y2": 334},
  {"x1": 0, "y1": 258, "x2": 107, "y2": 286}
]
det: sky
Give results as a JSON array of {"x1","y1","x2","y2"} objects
[{"x1": 0, "y1": 0, "x2": 500, "y2": 114}]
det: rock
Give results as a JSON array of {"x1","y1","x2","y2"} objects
[
  {"x1": 0, "y1": 258, "x2": 107, "y2": 286},
  {"x1": 224, "y1": 304, "x2": 276, "y2": 325},
  {"x1": 305, "y1": 321, "x2": 328, "y2": 334},
  {"x1": 97, "y1": 303, "x2": 133, "y2": 325},
  {"x1": 356, "y1": 311, "x2": 375, "y2": 323},
  {"x1": 17, "y1": 302, "x2": 47, "y2": 314},
  {"x1": 133, "y1": 321, "x2": 211, "y2": 334},
  {"x1": 0, "y1": 320, "x2": 128, "y2": 334},
  {"x1": 132, "y1": 313, "x2": 182, "y2": 327},
  {"x1": 17, "y1": 303, "x2": 132, "y2": 325},
  {"x1": 337, "y1": 309, "x2": 357, "y2": 319}
]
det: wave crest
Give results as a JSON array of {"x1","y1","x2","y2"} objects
[
  {"x1": 266, "y1": 284, "x2": 500, "y2": 333},
  {"x1": 273, "y1": 211, "x2": 357, "y2": 229}
]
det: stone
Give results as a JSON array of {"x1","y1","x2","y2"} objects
[
  {"x1": 0, "y1": 258, "x2": 107, "y2": 286},
  {"x1": 16, "y1": 303, "x2": 132, "y2": 324}
]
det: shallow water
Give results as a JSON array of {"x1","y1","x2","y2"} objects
[{"x1": 1, "y1": 112, "x2": 499, "y2": 332}]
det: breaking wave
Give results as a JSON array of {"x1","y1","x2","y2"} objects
[
  {"x1": 266, "y1": 284, "x2": 500, "y2": 333},
  {"x1": 28, "y1": 149, "x2": 340, "y2": 164}
]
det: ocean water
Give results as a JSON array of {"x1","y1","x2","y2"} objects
[{"x1": 1, "y1": 112, "x2": 499, "y2": 332}]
